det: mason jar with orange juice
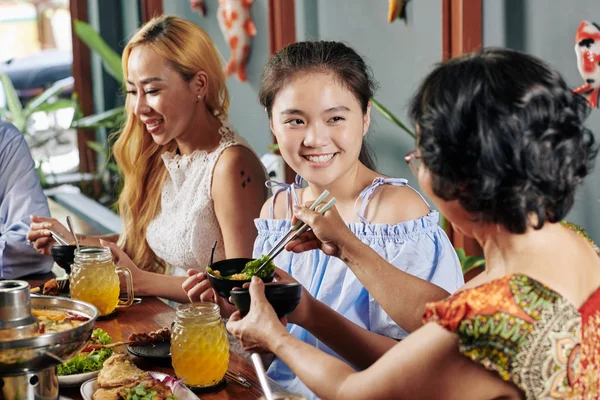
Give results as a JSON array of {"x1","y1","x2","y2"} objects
[
  {"x1": 69, "y1": 246, "x2": 134, "y2": 316},
  {"x1": 171, "y1": 303, "x2": 230, "y2": 388}
]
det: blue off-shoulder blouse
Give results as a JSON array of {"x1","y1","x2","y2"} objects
[{"x1": 254, "y1": 177, "x2": 464, "y2": 399}]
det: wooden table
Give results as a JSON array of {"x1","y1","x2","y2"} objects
[{"x1": 25, "y1": 274, "x2": 277, "y2": 400}]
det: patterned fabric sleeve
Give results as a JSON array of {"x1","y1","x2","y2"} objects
[
  {"x1": 423, "y1": 277, "x2": 538, "y2": 385},
  {"x1": 423, "y1": 274, "x2": 598, "y2": 399}
]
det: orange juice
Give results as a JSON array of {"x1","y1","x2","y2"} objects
[
  {"x1": 70, "y1": 262, "x2": 120, "y2": 316},
  {"x1": 70, "y1": 247, "x2": 134, "y2": 316},
  {"x1": 171, "y1": 303, "x2": 229, "y2": 387}
]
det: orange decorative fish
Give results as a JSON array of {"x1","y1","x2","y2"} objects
[
  {"x1": 388, "y1": 0, "x2": 410, "y2": 23},
  {"x1": 217, "y1": 0, "x2": 257, "y2": 82},
  {"x1": 574, "y1": 21, "x2": 600, "y2": 108},
  {"x1": 190, "y1": 0, "x2": 207, "y2": 17}
]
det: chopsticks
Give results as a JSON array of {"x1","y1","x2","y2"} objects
[
  {"x1": 254, "y1": 191, "x2": 337, "y2": 275},
  {"x1": 225, "y1": 370, "x2": 252, "y2": 388},
  {"x1": 263, "y1": 190, "x2": 329, "y2": 260},
  {"x1": 49, "y1": 229, "x2": 70, "y2": 246}
]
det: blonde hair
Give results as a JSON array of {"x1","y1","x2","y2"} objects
[{"x1": 113, "y1": 15, "x2": 229, "y2": 273}]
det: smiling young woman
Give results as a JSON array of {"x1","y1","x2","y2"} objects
[{"x1": 28, "y1": 16, "x2": 268, "y2": 303}]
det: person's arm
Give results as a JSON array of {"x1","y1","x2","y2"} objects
[
  {"x1": 288, "y1": 205, "x2": 451, "y2": 333},
  {"x1": 299, "y1": 293, "x2": 397, "y2": 369},
  {"x1": 212, "y1": 145, "x2": 267, "y2": 259},
  {"x1": 271, "y1": 323, "x2": 518, "y2": 400},
  {"x1": 0, "y1": 125, "x2": 53, "y2": 278},
  {"x1": 228, "y1": 279, "x2": 520, "y2": 400},
  {"x1": 28, "y1": 216, "x2": 118, "y2": 255},
  {"x1": 102, "y1": 240, "x2": 189, "y2": 303},
  {"x1": 267, "y1": 268, "x2": 396, "y2": 368}
]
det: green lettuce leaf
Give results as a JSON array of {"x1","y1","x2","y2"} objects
[{"x1": 57, "y1": 329, "x2": 113, "y2": 375}]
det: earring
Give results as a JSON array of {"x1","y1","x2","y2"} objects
[{"x1": 197, "y1": 94, "x2": 202, "y2": 100}]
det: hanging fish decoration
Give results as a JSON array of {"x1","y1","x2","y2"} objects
[
  {"x1": 388, "y1": 0, "x2": 410, "y2": 23},
  {"x1": 217, "y1": 0, "x2": 257, "y2": 82},
  {"x1": 190, "y1": 0, "x2": 207, "y2": 17},
  {"x1": 574, "y1": 21, "x2": 600, "y2": 108}
]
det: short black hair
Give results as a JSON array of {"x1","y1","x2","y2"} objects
[{"x1": 409, "y1": 48, "x2": 597, "y2": 233}]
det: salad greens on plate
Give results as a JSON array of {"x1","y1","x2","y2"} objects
[{"x1": 58, "y1": 328, "x2": 113, "y2": 375}]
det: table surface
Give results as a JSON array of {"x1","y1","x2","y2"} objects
[{"x1": 25, "y1": 273, "x2": 278, "y2": 400}]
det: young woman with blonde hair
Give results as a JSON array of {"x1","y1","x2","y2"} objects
[{"x1": 28, "y1": 15, "x2": 267, "y2": 303}]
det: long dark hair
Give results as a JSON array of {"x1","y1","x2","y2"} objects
[{"x1": 259, "y1": 41, "x2": 377, "y2": 170}]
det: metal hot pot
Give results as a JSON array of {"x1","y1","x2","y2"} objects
[{"x1": 0, "y1": 280, "x2": 98, "y2": 400}]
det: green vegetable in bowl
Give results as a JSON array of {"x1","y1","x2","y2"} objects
[
  {"x1": 241, "y1": 255, "x2": 275, "y2": 278},
  {"x1": 207, "y1": 255, "x2": 275, "y2": 280},
  {"x1": 57, "y1": 328, "x2": 113, "y2": 375}
]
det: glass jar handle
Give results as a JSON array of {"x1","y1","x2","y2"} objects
[{"x1": 116, "y1": 267, "x2": 134, "y2": 307}]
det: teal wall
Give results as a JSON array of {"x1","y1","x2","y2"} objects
[
  {"x1": 484, "y1": 0, "x2": 600, "y2": 242},
  {"x1": 162, "y1": 0, "x2": 273, "y2": 158}
]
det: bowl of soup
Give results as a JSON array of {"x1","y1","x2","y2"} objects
[{"x1": 206, "y1": 257, "x2": 275, "y2": 300}]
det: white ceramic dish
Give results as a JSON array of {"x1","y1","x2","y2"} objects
[
  {"x1": 58, "y1": 370, "x2": 100, "y2": 387},
  {"x1": 80, "y1": 371, "x2": 200, "y2": 400}
]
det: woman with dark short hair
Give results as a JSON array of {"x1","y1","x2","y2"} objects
[{"x1": 227, "y1": 48, "x2": 600, "y2": 399}]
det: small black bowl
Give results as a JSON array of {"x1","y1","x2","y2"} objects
[
  {"x1": 230, "y1": 282, "x2": 302, "y2": 318},
  {"x1": 50, "y1": 245, "x2": 79, "y2": 274},
  {"x1": 206, "y1": 258, "x2": 275, "y2": 300}
]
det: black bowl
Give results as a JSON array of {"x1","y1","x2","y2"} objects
[
  {"x1": 50, "y1": 245, "x2": 95, "y2": 274},
  {"x1": 206, "y1": 258, "x2": 275, "y2": 300},
  {"x1": 230, "y1": 282, "x2": 302, "y2": 318},
  {"x1": 50, "y1": 245, "x2": 78, "y2": 274}
]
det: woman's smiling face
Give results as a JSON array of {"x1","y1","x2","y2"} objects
[
  {"x1": 126, "y1": 45, "x2": 199, "y2": 146},
  {"x1": 270, "y1": 71, "x2": 370, "y2": 186}
]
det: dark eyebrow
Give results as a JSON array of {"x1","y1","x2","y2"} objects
[
  {"x1": 324, "y1": 106, "x2": 351, "y2": 113},
  {"x1": 126, "y1": 77, "x2": 164, "y2": 85},
  {"x1": 280, "y1": 108, "x2": 306, "y2": 116},
  {"x1": 280, "y1": 106, "x2": 351, "y2": 116}
]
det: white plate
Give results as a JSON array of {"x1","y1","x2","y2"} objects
[
  {"x1": 80, "y1": 372, "x2": 200, "y2": 400},
  {"x1": 58, "y1": 370, "x2": 100, "y2": 387}
]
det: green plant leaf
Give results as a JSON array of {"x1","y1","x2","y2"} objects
[
  {"x1": 107, "y1": 162, "x2": 120, "y2": 174},
  {"x1": 461, "y1": 255, "x2": 485, "y2": 275},
  {"x1": 74, "y1": 20, "x2": 124, "y2": 83},
  {"x1": 0, "y1": 72, "x2": 26, "y2": 131},
  {"x1": 455, "y1": 248, "x2": 467, "y2": 263},
  {"x1": 370, "y1": 98, "x2": 415, "y2": 138},
  {"x1": 34, "y1": 98, "x2": 76, "y2": 114},
  {"x1": 71, "y1": 93, "x2": 84, "y2": 121},
  {"x1": 268, "y1": 143, "x2": 280, "y2": 152},
  {"x1": 71, "y1": 106, "x2": 125, "y2": 130},
  {"x1": 25, "y1": 77, "x2": 73, "y2": 114},
  {"x1": 87, "y1": 140, "x2": 109, "y2": 157}
]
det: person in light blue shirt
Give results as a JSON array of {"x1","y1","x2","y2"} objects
[
  {"x1": 0, "y1": 122, "x2": 53, "y2": 279},
  {"x1": 250, "y1": 41, "x2": 464, "y2": 399}
]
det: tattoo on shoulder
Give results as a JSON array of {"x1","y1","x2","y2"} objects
[{"x1": 241, "y1": 170, "x2": 251, "y2": 188}]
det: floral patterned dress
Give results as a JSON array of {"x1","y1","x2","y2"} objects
[{"x1": 423, "y1": 273, "x2": 600, "y2": 399}]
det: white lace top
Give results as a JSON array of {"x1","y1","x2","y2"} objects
[{"x1": 146, "y1": 119, "x2": 252, "y2": 276}]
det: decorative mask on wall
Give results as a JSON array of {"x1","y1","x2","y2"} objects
[
  {"x1": 574, "y1": 21, "x2": 600, "y2": 108},
  {"x1": 190, "y1": 0, "x2": 256, "y2": 83},
  {"x1": 388, "y1": 0, "x2": 410, "y2": 23}
]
